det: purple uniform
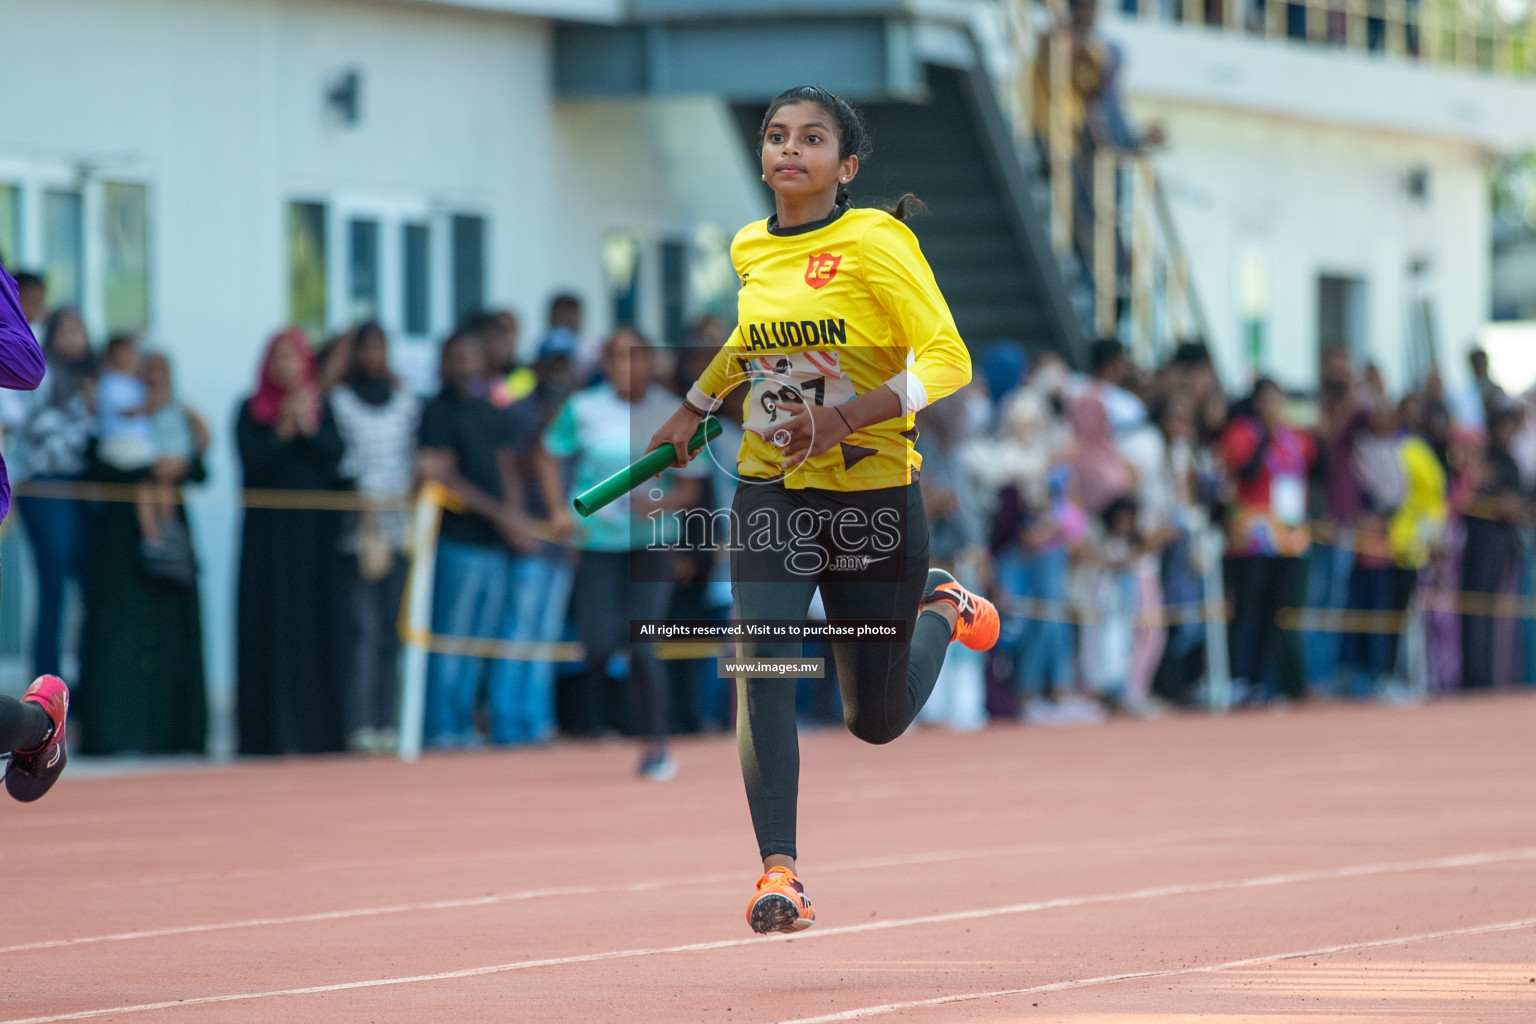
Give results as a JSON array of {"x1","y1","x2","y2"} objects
[{"x1": 0, "y1": 260, "x2": 48, "y2": 523}]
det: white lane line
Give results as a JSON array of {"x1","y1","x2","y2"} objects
[
  {"x1": 0, "y1": 879, "x2": 728, "y2": 957},
  {"x1": 0, "y1": 823, "x2": 1279, "y2": 956},
  {"x1": 62, "y1": 819, "x2": 1255, "y2": 892},
  {"x1": 2, "y1": 847, "x2": 1533, "y2": 1023},
  {"x1": 773, "y1": 916, "x2": 1536, "y2": 1023}
]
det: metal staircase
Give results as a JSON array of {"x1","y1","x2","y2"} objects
[{"x1": 556, "y1": 0, "x2": 1210, "y2": 369}]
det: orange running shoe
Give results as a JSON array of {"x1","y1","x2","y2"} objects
[
  {"x1": 921, "y1": 569, "x2": 1000, "y2": 651},
  {"x1": 746, "y1": 867, "x2": 815, "y2": 934}
]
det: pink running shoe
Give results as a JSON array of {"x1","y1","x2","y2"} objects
[{"x1": 6, "y1": 675, "x2": 69, "y2": 803}]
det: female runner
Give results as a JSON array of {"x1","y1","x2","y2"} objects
[
  {"x1": 0, "y1": 256, "x2": 69, "y2": 802},
  {"x1": 647, "y1": 85, "x2": 999, "y2": 934}
]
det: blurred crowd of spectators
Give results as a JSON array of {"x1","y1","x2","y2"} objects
[
  {"x1": 3, "y1": 265, "x2": 1533, "y2": 758},
  {"x1": 923, "y1": 336, "x2": 1529, "y2": 728}
]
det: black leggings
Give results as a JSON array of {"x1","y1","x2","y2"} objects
[
  {"x1": 0, "y1": 698, "x2": 49, "y2": 755},
  {"x1": 0, "y1": 555, "x2": 50, "y2": 754},
  {"x1": 730, "y1": 480, "x2": 951, "y2": 860}
]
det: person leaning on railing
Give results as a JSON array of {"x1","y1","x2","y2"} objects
[
  {"x1": 1338, "y1": 399, "x2": 1424, "y2": 696},
  {"x1": 1220, "y1": 378, "x2": 1316, "y2": 704},
  {"x1": 414, "y1": 331, "x2": 538, "y2": 750},
  {"x1": 327, "y1": 321, "x2": 421, "y2": 755},
  {"x1": 1458, "y1": 403, "x2": 1528, "y2": 689},
  {"x1": 1033, "y1": 0, "x2": 1165, "y2": 154},
  {"x1": 484, "y1": 330, "x2": 579, "y2": 748}
]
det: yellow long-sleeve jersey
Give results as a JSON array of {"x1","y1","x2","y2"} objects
[{"x1": 686, "y1": 206, "x2": 972, "y2": 491}]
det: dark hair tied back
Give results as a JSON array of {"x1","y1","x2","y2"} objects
[
  {"x1": 887, "y1": 193, "x2": 927, "y2": 221},
  {"x1": 760, "y1": 86, "x2": 925, "y2": 220}
]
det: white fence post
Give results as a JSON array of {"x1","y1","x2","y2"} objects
[
  {"x1": 397, "y1": 486, "x2": 445, "y2": 762},
  {"x1": 1402, "y1": 594, "x2": 1429, "y2": 701},
  {"x1": 1201, "y1": 525, "x2": 1232, "y2": 713}
]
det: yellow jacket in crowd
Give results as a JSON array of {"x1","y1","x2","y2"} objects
[{"x1": 1390, "y1": 435, "x2": 1448, "y2": 570}]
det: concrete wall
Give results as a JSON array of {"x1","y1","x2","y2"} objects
[
  {"x1": 1106, "y1": 12, "x2": 1536, "y2": 151},
  {"x1": 1099, "y1": 10, "x2": 1514, "y2": 395},
  {"x1": 1131, "y1": 98, "x2": 1489, "y2": 396},
  {"x1": 549, "y1": 96, "x2": 769, "y2": 365}
]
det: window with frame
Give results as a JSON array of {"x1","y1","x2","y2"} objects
[
  {"x1": 43, "y1": 189, "x2": 83, "y2": 309},
  {"x1": 402, "y1": 222, "x2": 430, "y2": 336},
  {"x1": 603, "y1": 230, "x2": 641, "y2": 328},
  {"x1": 348, "y1": 217, "x2": 380, "y2": 323},
  {"x1": 0, "y1": 185, "x2": 18, "y2": 267},
  {"x1": 1318, "y1": 274, "x2": 1368, "y2": 361},
  {"x1": 288, "y1": 201, "x2": 328, "y2": 332},
  {"x1": 689, "y1": 222, "x2": 736, "y2": 322},
  {"x1": 660, "y1": 238, "x2": 686, "y2": 346},
  {"x1": 103, "y1": 182, "x2": 150, "y2": 334},
  {"x1": 451, "y1": 214, "x2": 485, "y2": 328}
]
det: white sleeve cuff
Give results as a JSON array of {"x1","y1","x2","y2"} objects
[
  {"x1": 883, "y1": 371, "x2": 930, "y2": 416},
  {"x1": 685, "y1": 383, "x2": 723, "y2": 413}
]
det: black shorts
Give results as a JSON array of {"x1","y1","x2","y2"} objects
[{"x1": 728, "y1": 477, "x2": 924, "y2": 587}]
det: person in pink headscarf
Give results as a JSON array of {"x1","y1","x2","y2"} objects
[
  {"x1": 1066, "y1": 390, "x2": 1134, "y2": 517},
  {"x1": 246, "y1": 328, "x2": 322, "y2": 429},
  {"x1": 1061, "y1": 389, "x2": 1141, "y2": 710},
  {"x1": 236, "y1": 328, "x2": 349, "y2": 755}
]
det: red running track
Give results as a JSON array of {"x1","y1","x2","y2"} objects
[{"x1": 2, "y1": 693, "x2": 1534, "y2": 1023}]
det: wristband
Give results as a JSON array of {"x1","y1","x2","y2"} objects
[
  {"x1": 685, "y1": 383, "x2": 723, "y2": 414},
  {"x1": 835, "y1": 406, "x2": 853, "y2": 433},
  {"x1": 681, "y1": 398, "x2": 708, "y2": 418}
]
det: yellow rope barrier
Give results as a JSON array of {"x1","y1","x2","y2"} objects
[
  {"x1": 15, "y1": 478, "x2": 1536, "y2": 655},
  {"x1": 1014, "y1": 587, "x2": 1536, "y2": 637},
  {"x1": 10, "y1": 478, "x2": 1524, "y2": 530},
  {"x1": 13, "y1": 478, "x2": 411, "y2": 512},
  {"x1": 10, "y1": 476, "x2": 574, "y2": 542},
  {"x1": 396, "y1": 628, "x2": 729, "y2": 663}
]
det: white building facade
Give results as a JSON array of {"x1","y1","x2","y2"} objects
[{"x1": 1106, "y1": 12, "x2": 1536, "y2": 396}]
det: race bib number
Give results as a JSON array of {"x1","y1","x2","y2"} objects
[
  {"x1": 736, "y1": 350, "x2": 857, "y2": 440},
  {"x1": 1271, "y1": 474, "x2": 1305, "y2": 525}
]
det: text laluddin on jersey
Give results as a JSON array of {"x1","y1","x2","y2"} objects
[{"x1": 745, "y1": 319, "x2": 848, "y2": 351}]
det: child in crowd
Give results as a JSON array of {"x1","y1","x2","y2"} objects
[
  {"x1": 95, "y1": 335, "x2": 156, "y2": 472},
  {"x1": 139, "y1": 352, "x2": 194, "y2": 548},
  {"x1": 1076, "y1": 494, "x2": 1141, "y2": 707},
  {"x1": 95, "y1": 336, "x2": 192, "y2": 548}
]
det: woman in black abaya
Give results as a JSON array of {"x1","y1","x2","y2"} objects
[{"x1": 236, "y1": 329, "x2": 348, "y2": 754}]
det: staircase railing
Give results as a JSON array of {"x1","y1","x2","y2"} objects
[
  {"x1": 1003, "y1": 0, "x2": 1209, "y2": 364},
  {"x1": 1134, "y1": 0, "x2": 1536, "y2": 79}
]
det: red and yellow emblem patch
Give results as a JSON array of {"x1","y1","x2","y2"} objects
[{"x1": 804, "y1": 252, "x2": 841, "y2": 290}]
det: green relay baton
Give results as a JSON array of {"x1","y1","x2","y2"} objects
[{"x1": 572, "y1": 417, "x2": 722, "y2": 519}]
